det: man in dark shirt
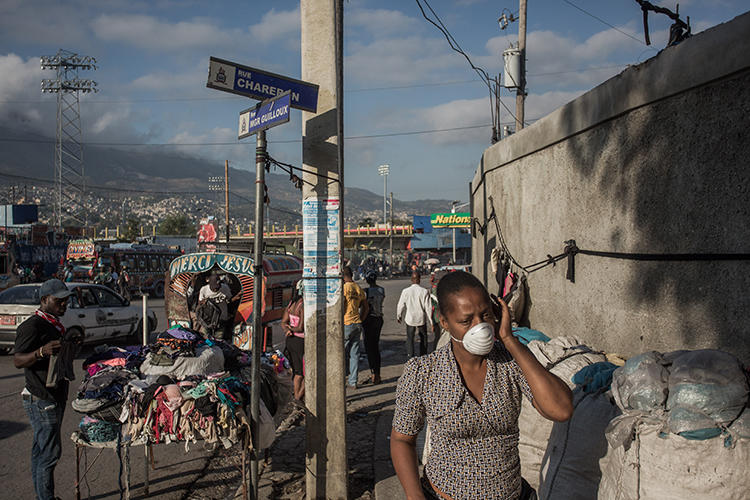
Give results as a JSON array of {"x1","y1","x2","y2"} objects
[{"x1": 14, "y1": 278, "x2": 73, "y2": 500}]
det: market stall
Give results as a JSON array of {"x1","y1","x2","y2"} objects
[{"x1": 69, "y1": 327, "x2": 292, "y2": 499}]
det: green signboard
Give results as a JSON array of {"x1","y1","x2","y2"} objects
[{"x1": 430, "y1": 212, "x2": 471, "y2": 228}]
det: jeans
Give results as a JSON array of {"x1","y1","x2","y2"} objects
[
  {"x1": 406, "y1": 324, "x2": 427, "y2": 358},
  {"x1": 363, "y1": 315, "x2": 383, "y2": 376},
  {"x1": 344, "y1": 323, "x2": 362, "y2": 386},
  {"x1": 22, "y1": 395, "x2": 65, "y2": 500}
]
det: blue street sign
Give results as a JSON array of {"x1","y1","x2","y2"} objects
[
  {"x1": 238, "y1": 91, "x2": 291, "y2": 139},
  {"x1": 207, "y1": 56, "x2": 319, "y2": 113}
]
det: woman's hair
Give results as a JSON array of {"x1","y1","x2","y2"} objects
[{"x1": 436, "y1": 270, "x2": 487, "y2": 315}]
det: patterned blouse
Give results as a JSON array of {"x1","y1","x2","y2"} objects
[{"x1": 393, "y1": 342, "x2": 533, "y2": 500}]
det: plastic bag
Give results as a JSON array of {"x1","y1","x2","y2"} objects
[
  {"x1": 666, "y1": 349, "x2": 749, "y2": 435},
  {"x1": 611, "y1": 351, "x2": 670, "y2": 412}
]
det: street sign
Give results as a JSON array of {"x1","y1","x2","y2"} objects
[
  {"x1": 207, "y1": 56, "x2": 319, "y2": 113},
  {"x1": 430, "y1": 212, "x2": 471, "y2": 228},
  {"x1": 238, "y1": 91, "x2": 291, "y2": 140}
]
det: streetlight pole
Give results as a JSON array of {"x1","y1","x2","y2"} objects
[
  {"x1": 451, "y1": 200, "x2": 458, "y2": 264},
  {"x1": 378, "y1": 164, "x2": 389, "y2": 226},
  {"x1": 451, "y1": 200, "x2": 470, "y2": 264}
]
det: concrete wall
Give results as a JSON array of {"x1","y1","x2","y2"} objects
[{"x1": 471, "y1": 12, "x2": 750, "y2": 363}]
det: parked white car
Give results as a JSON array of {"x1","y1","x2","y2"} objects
[{"x1": 0, "y1": 282, "x2": 157, "y2": 352}]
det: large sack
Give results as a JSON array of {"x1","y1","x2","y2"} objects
[
  {"x1": 519, "y1": 337, "x2": 607, "y2": 489},
  {"x1": 598, "y1": 420, "x2": 750, "y2": 500},
  {"x1": 140, "y1": 344, "x2": 224, "y2": 380},
  {"x1": 666, "y1": 349, "x2": 749, "y2": 435},
  {"x1": 527, "y1": 337, "x2": 608, "y2": 389},
  {"x1": 537, "y1": 389, "x2": 620, "y2": 500}
]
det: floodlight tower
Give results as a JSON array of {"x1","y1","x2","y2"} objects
[{"x1": 40, "y1": 49, "x2": 98, "y2": 227}]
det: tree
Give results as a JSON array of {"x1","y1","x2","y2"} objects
[
  {"x1": 159, "y1": 214, "x2": 195, "y2": 236},
  {"x1": 358, "y1": 217, "x2": 375, "y2": 227},
  {"x1": 123, "y1": 217, "x2": 141, "y2": 242}
]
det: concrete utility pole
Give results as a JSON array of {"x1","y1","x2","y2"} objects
[
  {"x1": 301, "y1": 0, "x2": 348, "y2": 499},
  {"x1": 516, "y1": 0, "x2": 527, "y2": 131}
]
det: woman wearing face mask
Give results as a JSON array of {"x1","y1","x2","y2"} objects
[{"x1": 390, "y1": 271, "x2": 573, "y2": 500}]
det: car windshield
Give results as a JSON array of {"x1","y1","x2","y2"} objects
[{"x1": 0, "y1": 286, "x2": 41, "y2": 305}]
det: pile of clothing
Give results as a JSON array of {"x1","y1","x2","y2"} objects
[
  {"x1": 83, "y1": 345, "x2": 145, "y2": 377},
  {"x1": 71, "y1": 328, "x2": 290, "y2": 452},
  {"x1": 72, "y1": 366, "x2": 139, "y2": 423},
  {"x1": 124, "y1": 372, "x2": 275, "y2": 450}
]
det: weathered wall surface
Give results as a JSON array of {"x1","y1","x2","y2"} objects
[{"x1": 471, "y1": 12, "x2": 750, "y2": 362}]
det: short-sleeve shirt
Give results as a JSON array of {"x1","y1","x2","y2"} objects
[
  {"x1": 392, "y1": 342, "x2": 533, "y2": 500},
  {"x1": 15, "y1": 315, "x2": 69, "y2": 403},
  {"x1": 343, "y1": 281, "x2": 366, "y2": 325},
  {"x1": 365, "y1": 285, "x2": 385, "y2": 318},
  {"x1": 199, "y1": 283, "x2": 232, "y2": 320}
]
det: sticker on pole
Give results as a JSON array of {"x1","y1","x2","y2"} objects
[{"x1": 238, "y1": 91, "x2": 291, "y2": 140}]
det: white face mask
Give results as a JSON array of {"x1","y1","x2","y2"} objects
[{"x1": 451, "y1": 322, "x2": 495, "y2": 356}]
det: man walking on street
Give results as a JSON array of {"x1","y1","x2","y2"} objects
[
  {"x1": 343, "y1": 266, "x2": 368, "y2": 389},
  {"x1": 396, "y1": 271, "x2": 432, "y2": 357},
  {"x1": 15, "y1": 279, "x2": 77, "y2": 500}
]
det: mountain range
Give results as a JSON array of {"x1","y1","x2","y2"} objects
[{"x1": 0, "y1": 125, "x2": 455, "y2": 226}]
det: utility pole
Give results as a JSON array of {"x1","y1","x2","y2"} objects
[
  {"x1": 516, "y1": 0, "x2": 527, "y2": 131},
  {"x1": 389, "y1": 192, "x2": 394, "y2": 271},
  {"x1": 250, "y1": 131, "x2": 267, "y2": 500},
  {"x1": 224, "y1": 160, "x2": 230, "y2": 243},
  {"x1": 301, "y1": 1, "x2": 347, "y2": 499}
]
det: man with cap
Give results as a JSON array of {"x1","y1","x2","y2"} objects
[{"x1": 14, "y1": 278, "x2": 75, "y2": 500}]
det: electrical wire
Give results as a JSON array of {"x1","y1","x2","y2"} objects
[
  {"x1": 561, "y1": 0, "x2": 646, "y2": 45},
  {"x1": 0, "y1": 121, "x2": 511, "y2": 147},
  {"x1": 414, "y1": 0, "x2": 503, "y2": 129},
  {"x1": 0, "y1": 80, "x2": 486, "y2": 104}
]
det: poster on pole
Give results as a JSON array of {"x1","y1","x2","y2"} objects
[{"x1": 302, "y1": 197, "x2": 340, "y2": 278}]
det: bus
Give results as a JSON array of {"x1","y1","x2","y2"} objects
[{"x1": 64, "y1": 239, "x2": 181, "y2": 298}]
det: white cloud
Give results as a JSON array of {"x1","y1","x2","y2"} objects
[
  {"x1": 347, "y1": 8, "x2": 418, "y2": 36},
  {"x1": 91, "y1": 14, "x2": 239, "y2": 51},
  {"x1": 249, "y1": 7, "x2": 300, "y2": 44},
  {"x1": 0, "y1": 54, "x2": 53, "y2": 130},
  {"x1": 346, "y1": 36, "x2": 463, "y2": 85}
]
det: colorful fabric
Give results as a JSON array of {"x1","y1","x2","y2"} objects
[{"x1": 35, "y1": 309, "x2": 65, "y2": 336}]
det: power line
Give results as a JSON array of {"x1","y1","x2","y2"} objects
[
  {"x1": 414, "y1": 0, "x2": 505, "y2": 129},
  {"x1": 0, "y1": 79, "x2": 486, "y2": 105},
  {"x1": 0, "y1": 122, "x2": 513, "y2": 147},
  {"x1": 561, "y1": 0, "x2": 646, "y2": 45}
]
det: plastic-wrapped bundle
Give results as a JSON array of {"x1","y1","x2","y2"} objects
[
  {"x1": 611, "y1": 351, "x2": 671, "y2": 412},
  {"x1": 666, "y1": 349, "x2": 749, "y2": 436}
]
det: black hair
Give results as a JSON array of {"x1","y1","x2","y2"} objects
[
  {"x1": 343, "y1": 266, "x2": 353, "y2": 278},
  {"x1": 436, "y1": 270, "x2": 488, "y2": 315}
]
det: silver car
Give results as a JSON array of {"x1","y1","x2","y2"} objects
[{"x1": 0, "y1": 282, "x2": 157, "y2": 352}]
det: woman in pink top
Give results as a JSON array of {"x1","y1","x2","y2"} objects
[{"x1": 282, "y1": 280, "x2": 305, "y2": 402}]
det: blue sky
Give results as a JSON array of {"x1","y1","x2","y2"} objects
[{"x1": 0, "y1": 0, "x2": 747, "y2": 203}]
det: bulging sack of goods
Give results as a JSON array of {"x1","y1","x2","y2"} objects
[
  {"x1": 599, "y1": 349, "x2": 750, "y2": 500},
  {"x1": 518, "y1": 335, "x2": 612, "y2": 493}
]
